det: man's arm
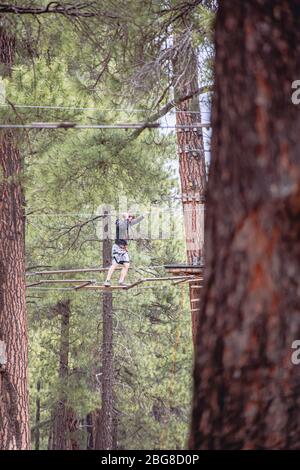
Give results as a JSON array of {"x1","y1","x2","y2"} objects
[{"x1": 130, "y1": 215, "x2": 144, "y2": 226}]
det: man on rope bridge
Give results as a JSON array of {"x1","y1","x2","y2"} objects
[{"x1": 104, "y1": 212, "x2": 144, "y2": 287}]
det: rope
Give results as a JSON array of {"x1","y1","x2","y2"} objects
[{"x1": 159, "y1": 284, "x2": 186, "y2": 449}]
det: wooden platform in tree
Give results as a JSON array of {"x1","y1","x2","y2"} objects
[{"x1": 164, "y1": 264, "x2": 204, "y2": 275}]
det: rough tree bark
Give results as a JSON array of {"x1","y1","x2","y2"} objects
[
  {"x1": 48, "y1": 300, "x2": 79, "y2": 450},
  {"x1": 86, "y1": 408, "x2": 102, "y2": 449},
  {"x1": 97, "y1": 212, "x2": 115, "y2": 449},
  {"x1": 173, "y1": 30, "x2": 206, "y2": 344},
  {"x1": 190, "y1": 0, "x2": 300, "y2": 450},
  {"x1": 0, "y1": 27, "x2": 30, "y2": 450}
]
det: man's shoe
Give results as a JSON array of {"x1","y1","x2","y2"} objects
[
  {"x1": 103, "y1": 281, "x2": 111, "y2": 287},
  {"x1": 119, "y1": 282, "x2": 127, "y2": 287}
]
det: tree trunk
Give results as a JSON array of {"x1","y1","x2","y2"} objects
[
  {"x1": 190, "y1": 0, "x2": 300, "y2": 450},
  {"x1": 98, "y1": 212, "x2": 115, "y2": 449},
  {"x1": 0, "y1": 28, "x2": 30, "y2": 450},
  {"x1": 173, "y1": 31, "x2": 206, "y2": 343},
  {"x1": 48, "y1": 300, "x2": 79, "y2": 450},
  {"x1": 48, "y1": 300, "x2": 70, "y2": 449},
  {"x1": 86, "y1": 408, "x2": 102, "y2": 449}
]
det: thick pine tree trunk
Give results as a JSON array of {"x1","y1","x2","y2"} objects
[
  {"x1": 0, "y1": 130, "x2": 29, "y2": 450},
  {"x1": 173, "y1": 31, "x2": 206, "y2": 343},
  {"x1": 190, "y1": 0, "x2": 300, "y2": 449},
  {"x1": 0, "y1": 28, "x2": 29, "y2": 450},
  {"x1": 98, "y1": 213, "x2": 114, "y2": 449}
]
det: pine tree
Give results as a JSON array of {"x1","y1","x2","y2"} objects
[
  {"x1": 0, "y1": 27, "x2": 30, "y2": 450},
  {"x1": 190, "y1": 0, "x2": 300, "y2": 450}
]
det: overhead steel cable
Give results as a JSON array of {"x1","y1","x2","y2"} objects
[
  {"x1": 0, "y1": 101, "x2": 211, "y2": 113},
  {"x1": 0, "y1": 121, "x2": 211, "y2": 130}
]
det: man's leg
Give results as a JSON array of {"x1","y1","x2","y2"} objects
[
  {"x1": 105, "y1": 262, "x2": 118, "y2": 283},
  {"x1": 119, "y1": 262, "x2": 130, "y2": 284}
]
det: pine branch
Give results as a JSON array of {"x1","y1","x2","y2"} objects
[
  {"x1": 0, "y1": 2, "x2": 119, "y2": 18},
  {"x1": 129, "y1": 85, "x2": 212, "y2": 140}
]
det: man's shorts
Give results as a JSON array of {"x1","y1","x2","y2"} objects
[{"x1": 112, "y1": 243, "x2": 130, "y2": 264}]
